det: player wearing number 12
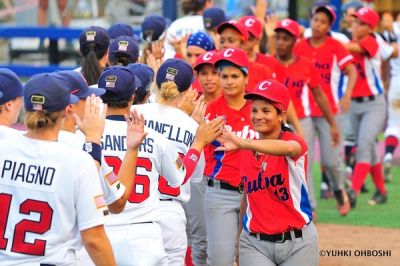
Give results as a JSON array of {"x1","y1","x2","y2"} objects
[{"x1": 0, "y1": 73, "x2": 116, "y2": 265}]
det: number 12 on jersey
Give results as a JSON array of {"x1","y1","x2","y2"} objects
[{"x1": 0, "y1": 193, "x2": 53, "y2": 256}]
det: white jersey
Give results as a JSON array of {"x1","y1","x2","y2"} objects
[
  {"x1": 164, "y1": 15, "x2": 205, "y2": 60},
  {"x1": 101, "y1": 116, "x2": 186, "y2": 226},
  {"x1": 0, "y1": 125, "x2": 24, "y2": 139},
  {"x1": 0, "y1": 135, "x2": 106, "y2": 265},
  {"x1": 58, "y1": 129, "x2": 126, "y2": 205},
  {"x1": 132, "y1": 103, "x2": 206, "y2": 203}
]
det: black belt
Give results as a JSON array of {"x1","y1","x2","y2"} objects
[
  {"x1": 160, "y1": 198, "x2": 173, "y2": 201},
  {"x1": 352, "y1": 95, "x2": 375, "y2": 103},
  {"x1": 250, "y1": 229, "x2": 302, "y2": 243},
  {"x1": 208, "y1": 179, "x2": 243, "y2": 193}
]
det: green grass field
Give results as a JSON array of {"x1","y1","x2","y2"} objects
[{"x1": 314, "y1": 164, "x2": 400, "y2": 228}]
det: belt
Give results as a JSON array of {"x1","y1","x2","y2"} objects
[
  {"x1": 250, "y1": 229, "x2": 302, "y2": 243},
  {"x1": 160, "y1": 198, "x2": 173, "y2": 201},
  {"x1": 207, "y1": 179, "x2": 243, "y2": 193},
  {"x1": 352, "y1": 95, "x2": 375, "y2": 103}
]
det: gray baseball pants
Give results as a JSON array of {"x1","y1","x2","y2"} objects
[{"x1": 239, "y1": 222, "x2": 318, "y2": 266}]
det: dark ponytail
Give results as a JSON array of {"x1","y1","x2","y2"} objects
[{"x1": 81, "y1": 50, "x2": 103, "y2": 85}]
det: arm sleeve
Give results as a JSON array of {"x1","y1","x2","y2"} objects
[
  {"x1": 336, "y1": 41, "x2": 354, "y2": 70},
  {"x1": 76, "y1": 153, "x2": 108, "y2": 231},
  {"x1": 99, "y1": 156, "x2": 126, "y2": 205},
  {"x1": 359, "y1": 35, "x2": 379, "y2": 58},
  {"x1": 281, "y1": 132, "x2": 307, "y2": 162},
  {"x1": 159, "y1": 140, "x2": 187, "y2": 188}
]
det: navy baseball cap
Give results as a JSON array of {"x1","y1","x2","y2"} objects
[
  {"x1": 341, "y1": 0, "x2": 363, "y2": 12},
  {"x1": 203, "y1": 7, "x2": 228, "y2": 31},
  {"x1": 79, "y1": 26, "x2": 110, "y2": 56},
  {"x1": 24, "y1": 73, "x2": 79, "y2": 112},
  {"x1": 141, "y1": 14, "x2": 168, "y2": 42},
  {"x1": 108, "y1": 23, "x2": 134, "y2": 40},
  {"x1": 53, "y1": 70, "x2": 106, "y2": 99},
  {"x1": 156, "y1": 59, "x2": 193, "y2": 92},
  {"x1": 0, "y1": 68, "x2": 24, "y2": 105},
  {"x1": 98, "y1": 66, "x2": 141, "y2": 100},
  {"x1": 108, "y1": 36, "x2": 139, "y2": 63},
  {"x1": 127, "y1": 63, "x2": 155, "y2": 94}
]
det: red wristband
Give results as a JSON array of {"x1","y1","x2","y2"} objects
[{"x1": 182, "y1": 149, "x2": 201, "y2": 184}]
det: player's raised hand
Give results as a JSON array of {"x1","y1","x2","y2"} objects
[
  {"x1": 191, "y1": 95, "x2": 207, "y2": 124},
  {"x1": 125, "y1": 108, "x2": 148, "y2": 150},
  {"x1": 151, "y1": 40, "x2": 164, "y2": 60},
  {"x1": 191, "y1": 115, "x2": 224, "y2": 151},
  {"x1": 73, "y1": 94, "x2": 107, "y2": 144},
  {"x1": 145, "y1": 50, "x2": 162, "y2": 75},
  {"x1": 215, "y1": 130, "x2": 243, "y2": 152},
  {"x1": 178, "y1": 87, "x2": 198, "y2": 115}
]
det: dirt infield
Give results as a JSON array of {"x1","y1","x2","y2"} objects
[{"x1": 317, "y1": 224, "x2": 400, "y2": 266}]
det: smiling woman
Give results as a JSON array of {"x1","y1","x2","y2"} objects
[{"x1": 217, "y1": 79, "x2": 318, "y2": 266}]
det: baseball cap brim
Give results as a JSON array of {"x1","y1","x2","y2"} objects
[
  {"x1": 216, "y1": 22, "x2": 248, "y2": 40},
  {"x1": 244, "y1": 91, "x2": 280, "y2": 103},
  {"x1": 274, "y1": 27, "x2": 299, "y2": 38},
  {"x1": 351, "y1": 13, "x2": 373, "y2": 28},
  {"x1": 77, "y1": 86, "x2": 106, "y2": 98}
]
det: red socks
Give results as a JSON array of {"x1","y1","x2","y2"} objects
[
  {"x1": 370, "y1": 163, "x2": 386, "y2": 194},
  {"x1": 351, "y1": 163, "x2": 371, "y2": 193}
]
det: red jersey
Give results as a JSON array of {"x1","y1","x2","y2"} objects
[
  {"x1": 240, "y1": 131, "x2": 312, "y2": 234},
  {"x1": 350, "y1": 35, "x2": 384, "y2": 97},
  {"x1": 256, "y1": 53, "x2": 286, "y2": 81},
  {"x1": 294, "y1": 37, "x2": 354, "y2": 116},
  {"x1": 275, "y1": 56, "x2": 320, "y2": 119},
  {"x1": 204, "y1": 95, "x2": 256, "y2": 187}
]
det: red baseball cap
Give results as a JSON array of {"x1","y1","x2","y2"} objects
[
  {"x1": 239, "y1": 16, "x2": 263, "y2": 39},
  {"x1": 244, "y1": 79, "x2": 290, "y2": 112},
  {"x1": 352, "y1": 7, "x2": 379, "y2": 29},
  {"x1": 274, "y1": 19, "x2": 301, "y2": 38},
  {"x1": 313, "y1": 4, "x2": 337, "y2": 24},
  {"x1": 194, "y1": 50, "x2": 219, "y2": 72},
  {"x1": 214, "y1": 48, "x2": 249, "y2": 69},
  {"x1": 216, "y1": 20, "x2": 249, "y2": 40}
]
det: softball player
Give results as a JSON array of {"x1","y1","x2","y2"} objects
[
  {"x1": 98, "y1": 65, "x2": 223, "y2": 266},
  {"x1": 204, "y1": 48, "x2": 256, "y2": 266},
  {"x1": 108, "y1": 35, "x2": 139, "y2": 66},
  {"x1": 193, "y1": 50, "x2": 221, "y2": 103},
  {"x1": 217, "y1": 79, "x2": 318, "y2": 266},
  {"x1": 0, "y1": 68, "x2": 24, "y2": 138},
  {"x1": 239, "y1": 15, "x2": 283, "y2": 80},
  {"x1": 132, "y1": 59, "x2": 208, "y2": 266},
  {"x1": 294, "y1": 4, "x2": 357, "y2": 216},
  {"x1": 0, "y1": 73, "x2": 116, "y2": 266},
  {"x1": 216, "y1": 20, "x2": 275, "y2": 91},
  {"x1": 346, "y1": 7, "x2": 388, "y2": 205},
  {"x1": 274, "y1": 19, "x2": 339, "y2": 216},
  {"x1": 184, "y1": 31, "x2": 215, "y2": 93},
  {"x1": 78, "y1": 26, "x2": 110, "y2": 85}
]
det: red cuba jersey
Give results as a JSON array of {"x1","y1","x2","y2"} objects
[
  {"x1": 275, "y1": 56, "x2": 320, "y2": 119},
  {"x1": 204, "y1": 95, "x2": 256, "y2": 187},
  {"x1": 240, "y1": 131, "x2": 312, "y2": 234},
  {"x1": 294, "y1": 37, "x2": 354, "y2": 116},
  {"x1": 350, "y1": 35, "x2": 384, "y2": 97}
]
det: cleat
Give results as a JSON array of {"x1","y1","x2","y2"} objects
[{"x1": 368, "y1": 190, "x2": 387, "y2": 205}]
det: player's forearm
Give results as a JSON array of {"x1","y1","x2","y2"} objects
[
  {"x1": 346, "y1": 42, "x2": 363, "y2": 54},
  {"x1": 238, "y1": 192, "x2": 247, "y2": 236},
  {"x1": 241, "y1": 139, "x2": 302, "y2": 157},
  {"x1": 117, "y1": 149, "x2": 138, "y2": 204},
  {"x1": 312, "y1": 88, "x2": 336, "y2": 127},
  {"x1": 81, "y1": 225, "x2": 116, "y2": 266},
  {"x1": 343, "y1": 64, "x2": 357, "y2": 98}
]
